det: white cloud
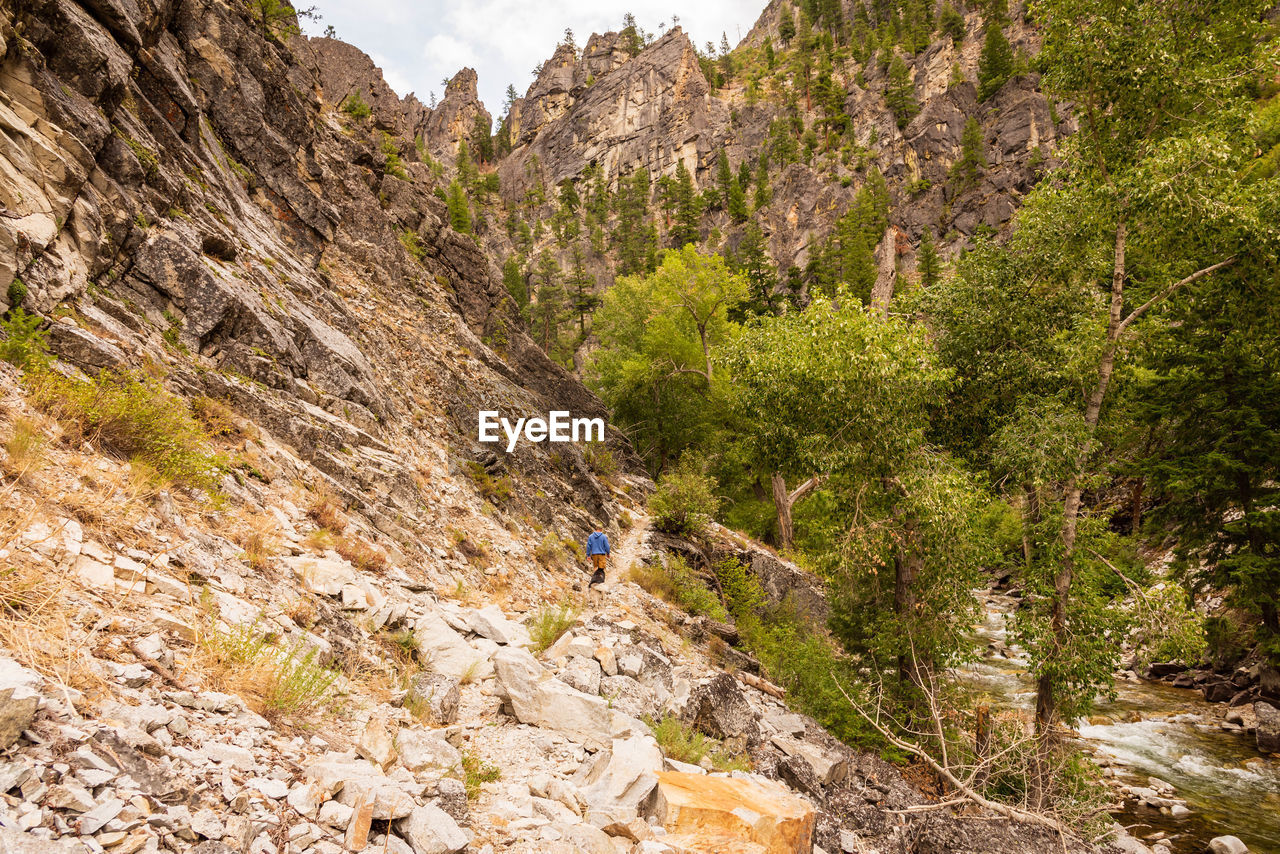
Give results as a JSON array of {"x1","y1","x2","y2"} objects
[{"x1": 303, "y1": 0, "x2": 764, "y2": 112}]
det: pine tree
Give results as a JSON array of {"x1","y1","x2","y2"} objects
[
  {"x1": 977, "y1": 24, "x2": 1014, "y2": 101},
  {"x1": 670, "y1": 160, "x2": 703, "y2": 248},
  {"x1": 502, "y1": 256, "x2": 529, "y2": 311},
  {"x1": 567, "y1": 246, "x2": 599, "y2": 332},
  {"x1": 949, "y1": 117, "x2": 987, "y2": 190},
  {"x1": 779, "y1": 5, "x2": 797, "y2": 45},
  {"x1": 445, "y1": 180, "x2": 471, "y2": 234},
  {"x1": 884, "y1": 55, "x2": 920, "y2": 130},
  {"x1": 614, "y1": 170, "x2": 658, "y2": 275},
  {"x1": 529, "y1": 252, "x2": 568, "y2": 355},
  {"x1": 940, "y1": 5, "x2": 966, "y2": 45},
  {"x1": 621, "y1": 13, "x2": 642, "y2": 56},
  {"x1": 916, "y1": 228, "x2": 941, "y2": 288},
  {"x1": 715, "y1": 151, "x2": 734, "y2": 210},
  {"x1": 754, "y1": 157, "x2": 772, "y2": 209},
  {"x1": 733, "y1": 221, "x2": 779, "y2": 316}
]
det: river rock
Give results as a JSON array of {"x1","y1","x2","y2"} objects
[
  {"x1": 1208, "y1": 836, "x2": 1249, "y2": 854},
  {"x1": 1254, "y1": 701, "x2": 1280, "y2": 753},
  {"x1": 651, "y1": 770, "x2": 815, "y2": 853}
]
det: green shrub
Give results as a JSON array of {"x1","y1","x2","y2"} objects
[
  {"x1": 648, "y1": 458, "x2": 719, "y2": 537},
  {"x1": 628, "y1": 554, "x2": 727, "y2": 622},
  {"x1": 643, "y1": 714, "x2": 750, "y2": 771},
  {"x1": 583, "y1": 440, "x2": 618, "y2": 478},
  {"x1": 381, "y1": 132, "x2": 408, "y2": 179},
  {"x1": 28, "y1": 368, "x2": 223, "y2": 490},
  {"x1": 261, "y1": 644, "x2": 340, "y2": 721},
  {"x1": 529, "y1": 603, "x2": 579, "y2": 653},
  {"x1": 340, "y1": 92, "x2": 372, "y2": 121},
  {"x1": 0, "y1": 309, "x2": 50, "y2": 370},
  {"x1": 464, "y1": 461, "x2": 514, "y2": 504},
  {"x1": 6, "y1": 277, "x2": 27, "y2": 309},
  {"x1": 713, "y1": 557, "x2": 765, "y2": 620}
]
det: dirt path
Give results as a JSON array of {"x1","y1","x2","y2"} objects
[{"x1": 604, "y1": 511, "x2": 651, "y2": 587}]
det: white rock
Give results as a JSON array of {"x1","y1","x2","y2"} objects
[
  {"x1": 285, "y1": 554, "x2": 356, "y2": 596},
  {"x1": 770, "y1": 734, "x2": 849, "y2": 785},
  {"x1": 191, "y1": 808, "x2": 225, "y2": 839},
  {"x1": 203, "y1": 742, "x2": 257, "y2": 770},
  {"x1": 0, "y1": 658, "x2": 42, "y2": 749},
  {"x1": 493, "y1": 647, "x2": 611, "y2": 751},
  {"x1": 318, "y1": 799, "x2": 354, "y2": 828},
  {"x1": 396, "y1": 803, "x2": 467, "y2": 854},
  {"x1": 396, "y1": 728, "x2": 461, "y2": 774},
  {"x1": 249, "y1": 777, "x2": 289, "y2": 799},
  {"x1": 415, "y1": 613, "x2": 494, "y2": 680},
  {"x1": 560, "y1": 656, "x2": 603, "y2": 695},
  {"x1": 468, "y1": 605, "x2": 527, "y2": 646},
  {"x1": 573, "y1": 735, "x2": 664, "y2": 825}
]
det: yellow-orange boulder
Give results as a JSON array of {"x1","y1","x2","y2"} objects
[{"x1": 652, "y1": 771, "x2": 815, "y2": 853}]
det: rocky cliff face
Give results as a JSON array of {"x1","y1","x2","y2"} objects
[
  {"x1": 488, "y1": 5, "x2": 1069, "y2": 290},
  {"x1": 500, "y1": 28, "x2": 729, "y2": 197}
]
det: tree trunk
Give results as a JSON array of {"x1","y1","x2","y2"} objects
[
  {"x1": 870, "y1": 226, "x2": 898, "y2": 316},
  {"x1": 771, "y1": 472, "x2": 826, "y2": 551},
  {"x1": 772, "y1": 473, "x2": 795, "y2": 551},
  {"x1": 1021, "y1": 483, "x2": 1040, "y2": 567},
  {"x1": 1033, "y1": 221, "x2": 1127, "y2": 808},
  {"x1": 894, "y1": 516, "x2": 923, "y2": 686}
]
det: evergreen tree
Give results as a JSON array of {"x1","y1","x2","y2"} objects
[
  {"x1": 732, "y1": 221, "x2": 779, "y2": 316},
  {"x1": 715, "y1": 151, "x2": 734, "y2": 210},
  {"x1": 753, "y1": 155, "x2": 772, "y2": 210},
  {"x1": 949, "y1": 117, "x2": 987, "y2": 190},
  {"x1": 670, "y1": 160, "x2": 703, "y2": 248},
  {"x1": 502, "y1": 256, "x2": 529, "y2": 311},
  {"x1": 940, "y1": 4, "x2": 966, "y2": 45},
  {"x1": 916, "y1": 228, "x2": 941, "y2": 288},
  {"x1": 529, "y1": 252, "x2": 570, "y2": 356},
  {"x1": 567, "y1": 246, "x2": 600, "y2": 333},
  {"x1": 884, "y1": 55, "x2": 920, "y2": 129},
  {"x1": 977, "y1": 24, "x2": 1014, "y2": 101},
  {"x1": 445, "y1": 180, "x2": 471, "y2": 234},
  {"x1": 727, "y1": 178, "x2": 749, "y2": 223},
  {"x1": 614, "y1": 169, "x2": 658, "y2": 275},
  {"x1": 621, "y1": 13, "x2": 642, "y2": 56},
  {"x1": 779, "y1": 5, "x2": 797, "y2": 45},
  {"x1": 470, "y1": 114, "x2": 493, "y2": 164}
]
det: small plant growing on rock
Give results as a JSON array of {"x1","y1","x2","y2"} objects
[
  {"x1": 464, "y1": 461, "x2": 514, "y2": 505},
  {"x1": 306, "y1": 488, "x2": 347, "y2": 533},
  {"x1": 340, "y1": 92, "x2": 372, "y2": 121},
  {"x1": 460, "y1": 750, "x2": 501, "y2": 799},
  {"x1": 644, "y1": 714, "x2": 751, "y2": 772},
  {"x1": 529, "y1": 602, "x2": 579, "y2": 653}
]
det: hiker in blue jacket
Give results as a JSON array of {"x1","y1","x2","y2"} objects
[{"x1": 586, "y1": 525, "x2": 611, "y2": 589}]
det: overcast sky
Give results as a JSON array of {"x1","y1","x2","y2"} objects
[{"x1": 299, "y1": 0, "x2": 763, "y2": 115}]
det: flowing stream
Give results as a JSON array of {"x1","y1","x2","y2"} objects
[{"x1": 966, "y1": 592, "x2": 1280, "y2": 853}]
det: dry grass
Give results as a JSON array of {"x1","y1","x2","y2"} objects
[
  {"x1": 284, "y1": 598, "x2": 318, "y2": 629},
  {"x1": 191, "y1": 614, "x2": 338, "y2": 725},
  {"x1": 306, "y1": 489, "x2": 347, "y2": 533},
  {"x1": 302, "y1": 528, "x2": 335, "y2": 552},
  {"x1": 2, "y1": 416, "x2": 46, "y2": 482},
  {"x1": 334, "y1": 534, "x2": 388, "y2": 573},
  {"x1": 233, "y1": 514, "x2": 279, "y2": 573}
]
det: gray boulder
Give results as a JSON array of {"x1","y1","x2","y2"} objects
[{"x1": 1254, "y1": 701, "x2": 1280, "y2": 754}]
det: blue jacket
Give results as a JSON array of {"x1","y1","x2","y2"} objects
[{"x1": 586, "y1": 531, "x2": 611, "y2": 556}]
